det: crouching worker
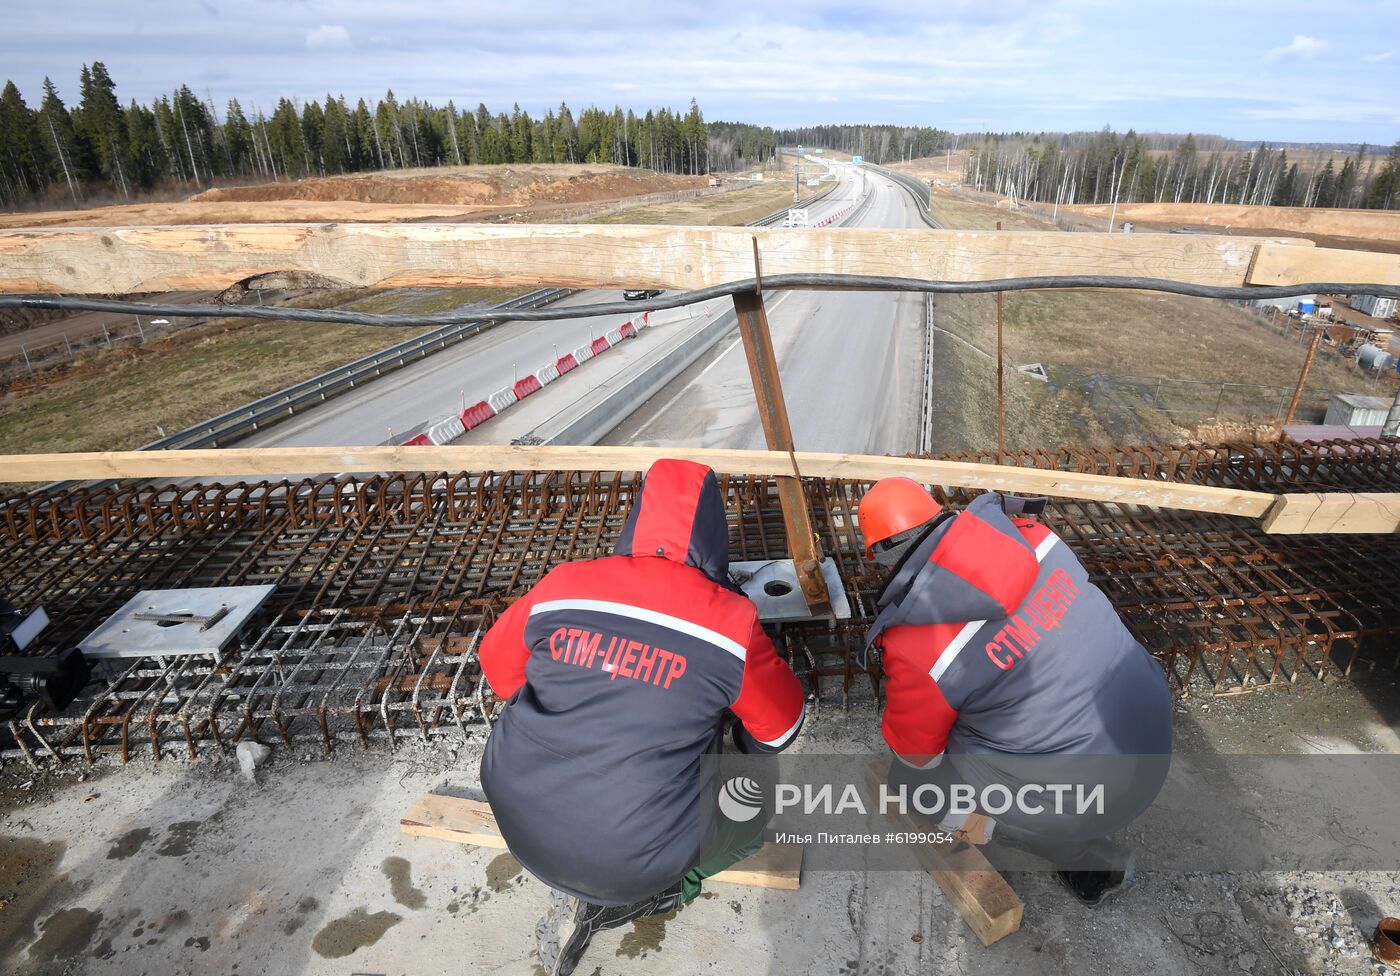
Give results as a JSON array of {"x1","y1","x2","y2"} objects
[
  {"x1": 480, "y1": 458, "x2": 805, "y2": 974},
  {"x1": 857, "y1": 479, "x2": 1172, "y2": 906}
]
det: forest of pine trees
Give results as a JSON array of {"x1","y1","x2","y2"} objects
[
  {"x1": 0, "y1": 64, "x2": 781, "y2": 208},
  {"x1": 5, "y1": 65, "x2": 1396, "y2": 214},
  {"x1": 776, "y1": 123, "x2": 950, "y2": 164},
  {"x1": 959, "y1": 129, "x2": 1400, "y2": 211}
]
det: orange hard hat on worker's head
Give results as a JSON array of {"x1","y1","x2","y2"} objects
[{"x1": 857, "y1": 478, "x2": 943, "y2": 559}]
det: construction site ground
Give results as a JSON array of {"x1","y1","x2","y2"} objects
[
  {"x1": 4, "y1": 157, "x2": 1400, "y2": 973},
  {"x1": 0, "y1": 286, "x2": 521, "y2": 459},
  {"x1": 917, "y1": 185, "x2": 1398, "y2": 453},
  {"x1": 2, "y1": 674, "x2": 1397, "y2": 976},
  {"x1": 0, "y1": 164, "x2": 804, "y2": 459},
  {"x1": 1056, "y1": 202, "x2": 1400, "y2": 255},
  {"x1": 0, "y1": 164, "x2": 718, "y2": 229}
]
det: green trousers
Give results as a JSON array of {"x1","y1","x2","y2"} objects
[{"x1": 681, "y1": 812, "x2": 768, "y2": 902}]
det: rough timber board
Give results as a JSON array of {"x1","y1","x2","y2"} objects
[
  {"x1": 0, "y1": 444, "x2": 1277, "y2": 519},
  {"x1": 0, "y1": 223, "x2": 1334, "y2": 294},
  {"x1": 864, "y1": 763, "x2": 1023, "y2": 947},
  {"x1": 1245, "y1": 242, "x2": 1400, "y2": 288},
  {"x1": 400, "y1": 793, "x2": 802, "y2": 890},
  {"x1": 1260, "y1": 491, "x2": 1400, "y2": 534}
]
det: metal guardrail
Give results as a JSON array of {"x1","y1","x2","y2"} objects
[
  {"x1": 134, "y1": 287, "x2": 576, "y2": 451},
  {"x1": 145, "y1": 185, "x2": 831, "y2": 452},
  {"x1": 32, "y1": 287, "x2": 575, "y2": 494},
  {"x1": 751, "y1": 180, "x2": 838, "y2": 226},
  {"x1": 30, "y1": 176, "x2": 841, "y2": 495}
]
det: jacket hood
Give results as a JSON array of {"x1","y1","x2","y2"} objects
[
  {"x1": 613, "y1": 459, "x2": 733, "y2": 588},
  {"x1": 861, "y1": 494, "x2": 1043, "y2": 661}
]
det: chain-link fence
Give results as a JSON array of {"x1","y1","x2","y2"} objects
[
  {"x1": 1079, "y1": 372, "x2": 1330, "y2": 427},
  {"x1": 0, "y1": 314, "x2": 193, "y2": 383}
]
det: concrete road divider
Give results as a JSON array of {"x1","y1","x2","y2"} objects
[
  {"x1": 488, "y1": 388, "x2": 518, "y2": 412},
  {"x1": 535, "y1": 363, "x2": 560, "y2": 386},
  {"x1": 521, "y1": 306, "x2": 741, "y2": 446},
  {"x1": 644, "y1": 304, "x2": 714, "y2": 328},
  {"x1": 574, "y1": 344, "x2": 595, "y2": 363},
  {"x1": 402, "y1": 432, "x2": 433, "y2": 446},
  {"x1": 589, "y1": 336, "x2": 611, "y2": 356},
  {"x1": 556, "y1": 353, "x2": 579, "y2": 375}
]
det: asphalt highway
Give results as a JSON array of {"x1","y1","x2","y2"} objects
[
  {"x1": 239, "y1": 163, "x2": 857, "y2": 449},
  {"x1": 603, "y1": 168, "x2": 926, "y2": 456}
]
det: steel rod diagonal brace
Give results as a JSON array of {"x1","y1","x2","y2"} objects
[{"x1": 732, "y1": 238, "x2": 832, "y2": 615}]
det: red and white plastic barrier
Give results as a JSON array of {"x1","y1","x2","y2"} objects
[
  {"x1": 428, "y1": 415, "x2": 466, "y2": 443},
  {"x1": 461, "y1": 400, "x2": 496, "y2": 430},
  {"x1": 399, "y1": 315, "x2": 648, "y2": 446}
]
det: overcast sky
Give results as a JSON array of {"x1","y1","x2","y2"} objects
[{"x1": 6, "y1": 0, "x2": 1399, "y2": 143}]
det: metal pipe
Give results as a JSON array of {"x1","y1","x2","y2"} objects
[
  {"x1": 1283, "y1": 328, "x2": 1323, "y2": 426},
  {"x1": 996, "y1": 220, "x2": 1005, "y2": 461}
]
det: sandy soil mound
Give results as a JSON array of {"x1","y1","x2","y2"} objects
[
  {"x1": 1059, "y1": 202, "x2": 1400, "y2": 244},
  {"x1": 0, "y1": 165, "x2": 712, "y2": 228},
  {"x1": 193, "y1": 164, "x2": 705, "y2": 208}
]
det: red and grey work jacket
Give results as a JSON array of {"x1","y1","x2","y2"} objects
[
  {"x1": 864, "y1": 493, "x2": 1172, "y2": 768},
  {"x1": 480, "y1": 459, "x2": 805, "y2": 905}
]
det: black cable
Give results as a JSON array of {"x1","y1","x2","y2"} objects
[{"x1": 1, "y1": 277, "x2": 1396, "y2": 328}]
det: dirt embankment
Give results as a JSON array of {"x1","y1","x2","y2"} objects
[
  {"x1": 0, "y1": 164, "x2": 712, "y2": 228},
  {"x1": 920, "y1": 186, "x2": 1393, "y2": 453},
  {"x1": 1058, "y1": 201, "x2": 1400, "y2": 247},
  {"x1": 194, "y1": 163, "x2": 706, "y2": 207}
]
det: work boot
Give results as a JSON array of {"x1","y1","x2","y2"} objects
[
  {"x1": 535, "y1": 887, "x2": 572, "y2": 973},
  {"x1": 1056, "y1": 848, "x2": 1137, "y2": 908},
  {"x1": 553, "y1": 881, "x2": 685, "y2": 975}
]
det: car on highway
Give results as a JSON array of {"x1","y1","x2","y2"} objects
[{"x1": 623, "y1": 289, "x2": 663, "y2": 301}]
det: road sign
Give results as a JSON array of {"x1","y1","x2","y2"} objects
[{"x1": 852, "y1": 155, "x2": 863, "y2": 163}]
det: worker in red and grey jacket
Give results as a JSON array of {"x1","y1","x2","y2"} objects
[
  {"x1": 479, "y1": 458, "x2": 805, "y2": 975},
  {"x1": 857, "y1": 479, "x2": 1172, "y2": 906}
]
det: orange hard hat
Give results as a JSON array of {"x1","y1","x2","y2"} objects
[{"x1": 857, "y1": 478, "x2": 942, "y2": 558}]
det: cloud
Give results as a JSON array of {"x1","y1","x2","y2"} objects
[
  {"x1": 6, "y1": 1, "x2": 1400, "y2": 142},
  {"x1": 1263, "y1": 35, "x2": 1328, "y2": 61},
  {"x1": 305, "y1": 25, "x2": 351, "y2": 50}
]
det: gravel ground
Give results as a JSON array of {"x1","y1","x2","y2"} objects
[{"x1": 1, "y1": 671, "x2": 1398, "y2": 976}]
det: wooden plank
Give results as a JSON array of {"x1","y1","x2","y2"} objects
[
  {"x1": 1260, "y1": 491, "x2": 1400, "y2": 534},
  {"x1": 401, "y1": 792, "x2": 506, "y2": 849},
  {"x1": 0, "y1": 444, "x2": 1278, "y2": 519},
  {"x1": 400, "y1": 793, "x2": 801, "y2": 890},
  {"x1": 0, "y1": 224, "x2": 1319, "y2": 295},
  {"x1": 1248, "y1": 242, "x2": 1400, "y2": 288},
  {"x1": 864, "y1": 763, "x2": 1022, "y2": 946}
]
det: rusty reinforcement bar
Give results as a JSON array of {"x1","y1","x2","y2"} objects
[{"x1": 2, "y1": 437, "x2": 1398, "y2": 764}]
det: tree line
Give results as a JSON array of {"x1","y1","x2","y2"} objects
[
  {"x1": 961, "y1": 129, "x2": 1400, "y2": 211},
  {"x1": 0, "y1": 63, "x2": 782, "y2": 208},
  {"x1": 776, "y1": 124, "x2": 950, "y2": 165}
]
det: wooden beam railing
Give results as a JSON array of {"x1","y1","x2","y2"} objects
[
  {"x1": 2, "y1": 223, "x2": 1397, "y2": 295},
  {"x1": 2, "y1": 445, "x2": 1396, "y2": 534}
]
